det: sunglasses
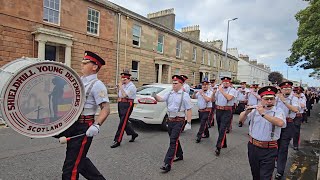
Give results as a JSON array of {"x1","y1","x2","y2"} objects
[
  {"x1": 262, "y1": 97, "x2": 275, "y2": 101},
  {"x1": 172, "y1": 83, "x2": 178, "y2": 85}
]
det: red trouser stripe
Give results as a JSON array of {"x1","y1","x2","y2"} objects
[
  {"x1": 210, "y1": 110, "x2": 215, "y2": 125},
  {"x1": 118, "y1": 101, "x2": 133, "y2": 142},
  {"x1": 71, "y1": 135, "x2": 89, "y2": 180},
  {"x1": 221, "y1": 129, "x2": 227, "y2": 148},
  {"x1": 170, "y1": 122, "x2": 185, "y2": 165}
]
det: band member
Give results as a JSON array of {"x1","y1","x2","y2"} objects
[
  {"x1": 248, "y1": 84, "x2": 261, "y2": 106},
  {"x1": 153, "y1": 75, "x2": 192, "y2": 173},
  {"x1": 61, "y1": 51, "x2": 110, "y2": 180},
  {"x1": 181, "y1": 75, "x2": 191, "y2": 130},
  {"x1": 235, "y1": 82, "x2": 249, "y2": 114},
  {"x1": 275, "y1": 81, "x2": 299, "y2": 180},
  {"x1": 227, "y1": 83, "x2": 238, "y2": 133},
  {"x1": 110, "y1": 73, "x2": 139, "y2": 148},
  {"x1": 180, "y1": 75, "x2": 190, "y2": 94},
  {"x1": 292, "y1": 86, "x2": 306, "y2": 150},
  {"x1": 209, "y1": 79, "x2": 217, "y2": 127},
  {"x1": 192, "y1": 81, "x2": 213, "y2": 143},
  {"x1": 214, "y1": 77, "x2": 237, "y2": 156},
  {"x1": 239, "y1": 86, "x2": 286, "y2": 180}
]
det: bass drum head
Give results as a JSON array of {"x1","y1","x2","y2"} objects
[{"x1": 0, "y1": 58, "x2": 85, "y2": 138}]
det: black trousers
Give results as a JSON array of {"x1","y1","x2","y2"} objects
[
  {"x1": 164, "y1": 121, "x2": 185, "y2": 165},
  {"x1": 215, "y1": 109, "x2": 232, "y2": 149},
  {"x1": 277, "y1": 122, "x2": 294, "y2": 175},
  {"x1": 248, "y1": 142, "x2": 277, "y2": 180},
  {"x1": 208, "y1": 102, "x2": 216, "y2": 126},
  {"x1": 293, "y1": 116, "x2": 303, "y2": 148},
  {"x1": 62, "y1": 122, "x2": 105, "y2": 180},
  {"x1": 114, "y1": 101, "x2": 137, "y2": 142},
  {"x1": 197, "y1": 111, "x2": 210, "y2": 138},
  {"x1": 235, "y1": 102, "x2": 246, "y2": 114}
]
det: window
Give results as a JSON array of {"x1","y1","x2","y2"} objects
[
  {"x1": 87, "y1": 8, "x2": 100, "y2": 35},
  {"x1": 208, "y1": 52, "x2": 211, "y2": 66},
  {"x1": 175, "y1": 68, "x2": 180, "y2": 75},
  {"x1": 131, "y1": 61, "x2": 139, "y2": 81},
  {"x1": 202, "y1": 50, "x2": 205, "y2": 64},
  {"x1": 157, "y1": 34, "x2": 164, "y2": 53},
  {"x1": 213, "y1": 54, "x2": 217, "y2": 67},
  {"x1": 219, "y1": 58, "x2": 222, "y2": 68},
  {"x1": 176, "y1": 40, "x2": 182, "y2": 58},
  {"x1": 45, "y1": 45, "x2": 57, "y2": 61},
  {"x1": 132, "y1": 25, "x2": 141, "y2": 46},
  {"x1": 43, "y1": 0, "x2": 60, "y2": 24},
  {"x1": 192, "y1": 47, "x2": 197, "y2": 61}
]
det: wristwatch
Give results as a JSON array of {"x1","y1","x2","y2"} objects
[{"x1": 261, "y1": 113, "x2": 266, "y2": 117}]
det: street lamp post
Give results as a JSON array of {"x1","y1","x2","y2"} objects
[{"x1": 224, "y1": 17, "x2": 238, "y2": 79}]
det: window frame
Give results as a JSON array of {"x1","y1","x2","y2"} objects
[
  {"x1": 157, "y1": 34, "x2": 164, "y2": 53},
  {"x1": 43, "y1": 0, "x2": 61, "y2": 25},
  {"x1": 176, "y1": 40, "x2": 182, "y2": 58},
  {"x1": 192, "y1": 47, "x2": 197, "y2": 62},
  {"x1": 208, "y1": 52, "x2": 211, "y2": 66},
  {"x1": 132, "y1": 24, "x2": 141, "y2": 47},
  {"x1": 131, "y1": 60, "x2": 139, "y2": 81},
  {"x1": 202, "y1": 49, "x2": 205, "y2": 64},
  {"x1": 87, "y1": 7, "x2": 100, "y2": 36}
]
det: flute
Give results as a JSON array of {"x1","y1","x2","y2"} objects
[{"x1": 244, "y1": 105, "x2": 274, "y2": 111}]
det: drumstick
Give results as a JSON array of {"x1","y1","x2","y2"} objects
[{"x1": 59, "y1": 133, "x2": 86, "y2": 144}]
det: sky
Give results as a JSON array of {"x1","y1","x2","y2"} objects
[{"x1": 109, "y1": 0, "x2": 317, "y2": 86}]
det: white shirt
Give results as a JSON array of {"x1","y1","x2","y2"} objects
[
  {"x1": 195, "y1": 90, "x2": 213, "y2": 109},
  {"x1": 247, "y1": 106, "x2": 286, "y2": 141},
  {"x1": 275, "y1": 94, "x2": 299, "y2": 118},
  {"x1": 162, "y1": 89, "x2": 192, "y2": 117},
  {"x1": 81, "y1": 74, "x2": 109, "y2": 115},
  {"x1": 215, "y1": 87, "x2": 237, "y2": 106},
  {"x1": 118, "y1": 81, "x2": 137, "y2": 99},
  {"x1": 248, "y1": 90, "x2": 260, "y2": 106},
  {"x1": 237, "y1": 88, "x2": 249, "y2": 101},
  {"x1": 183, "y1": 83, "x2": 191, "y2": 94}
]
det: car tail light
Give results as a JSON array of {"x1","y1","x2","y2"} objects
[{"x1": 138, "y1": 98, "x2": 157, "y2": 104}]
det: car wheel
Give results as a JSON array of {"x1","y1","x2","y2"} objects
[{"x1": 160, "y1": 115, "x2": 169, "y2": 131}]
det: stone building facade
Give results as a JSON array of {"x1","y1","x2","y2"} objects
[
  {"x1": 228, "y1": 48, "x2": 271, "y2": 86},
  {"x1": 1, "y1": 0, "x2": 238, "y2": 87}
]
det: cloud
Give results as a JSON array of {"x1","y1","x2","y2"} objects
[{"x1": 109, "y1": 0, "x2": 316, "y2": 86}]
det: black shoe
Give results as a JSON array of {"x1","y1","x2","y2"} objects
[
  {"x1": 215, "y1": 148, "x2": 221, "y2": 156},
  {"x1": 129, "y1": 134, "x2": 138, "y2": 142},
  {"x1": 222, "y1": 145, "x2": 227, "y2": 148},
  {"x1": 160, "y1": 164, "x2": 171, "y2": 173},
  {"x1": 293, "y1": 147, "x2": 299, "y2": 151},
  {"x1": 173, "y1": 156, "x2": 183, "y2": 162},
  {"x1": 275, "y1": 173, "x2": 283, "y2": 180},
  {"x1": 202, "y1": 134, "x2": 210, "y2": 138},
  {"x1": 110, "y1": 141, "x2": 121, "y2": 148},
  {"x1": 196, "y1": 137, "x2": 201, "y2": 143},
  {"x1": 226, "y1": 129, "x2": 230, "y2": 134}
]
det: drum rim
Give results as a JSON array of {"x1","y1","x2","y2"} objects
[{"x1": 0, "y1": 58, "x2": 85, "y2": 138}]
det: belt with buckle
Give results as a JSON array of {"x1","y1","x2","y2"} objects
[
  {"x1": 168, "y1": 117, "x2": 185, "y2": 122},
  {"x1": 216, "y1": 105, "x2": 233, "y2": 111},
  {"x1": 286, "y1": 117, "x2": 293, "y2": 123},
  {"x1": 239, "y1": 101, "x2": 247, "y2": 104},
  {"x1": 78, "y1": 115, "x2": 95, "y2": 123},
  {"x1": 118, "y1": 98, "x2": 134, "y2": 103},
  {"x1": 249, "y1": 136, "x2": 278, "y2": 149},
  {"x1": 295, "y1": 113, "x2": 302, "y2": 118},
  {"x1": 198, "y1": 108, "x2": 212, "y2": 112}
]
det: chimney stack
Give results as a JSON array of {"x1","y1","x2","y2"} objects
[
  {"x1": 147, "y1": 8, "x2": 175, "y2": 30},
  {"x1": 205, "y1": 40, "x2": 223, "y2": 50},
  {"x1": 181, "y1": 25, "x2": 200, "y2": 40}
]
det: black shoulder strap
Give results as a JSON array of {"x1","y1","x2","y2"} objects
[
  {"x1": 86, "y1": 79, "x2": 98, "y2": 100},
  {"x1": 178, "y1": 91, "x2": 184, "y2": 112},
  {"x1": 270, "y1": 111, "x2": 276, "y2": 140}
]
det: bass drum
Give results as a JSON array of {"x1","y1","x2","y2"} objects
[{"x1": 0, "y1": 57, "x2": 85, "y2": 138}]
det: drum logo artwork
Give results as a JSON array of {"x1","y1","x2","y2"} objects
[{"x1": 0, "y1": 61, "x2": 85, "y2": 138}]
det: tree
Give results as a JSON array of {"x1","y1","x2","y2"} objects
[
  {"x1": 286, "y1": 0, "x2": 320, "y2": 77},
  {"x1": 268, "y1": 72, "x2": 283, "y2": 85}
]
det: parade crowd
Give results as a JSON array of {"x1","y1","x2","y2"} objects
[{"x1": 54, "y1": 51, "x2": 319, "y2": 180}]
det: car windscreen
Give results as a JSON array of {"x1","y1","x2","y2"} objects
[{"x1": 136, "y1": 86, "x2": 165, "y2": 95}]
